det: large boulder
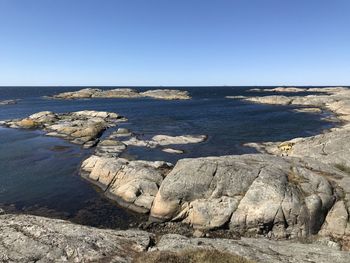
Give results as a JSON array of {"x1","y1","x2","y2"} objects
[
  {"x1": 81, "y1": 156, "x2": 173, "y2": 213},
  {"x1": 150, "y1": 154, "x2": 347, "y2": 239}
]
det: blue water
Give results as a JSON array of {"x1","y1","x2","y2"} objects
[{"x1": 0, "y1": 86, "x2": 335, "y2": 228}]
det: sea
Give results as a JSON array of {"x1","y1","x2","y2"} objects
[{"x1": 0, "y1": 86, "x2": 336, "y2": 228}]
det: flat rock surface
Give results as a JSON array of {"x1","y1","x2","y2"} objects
[
  {"x1": 2, "y1": 214, "x2": 350, "y2": 263},
  {"x1": 0, "y1": 214, "x2": 151, "y2": 263},
  {"x1": 152, "y1": 234, "x2": 350, "y2": 263}
]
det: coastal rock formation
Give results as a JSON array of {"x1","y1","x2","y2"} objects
[
  {"x1": 139, "y1": 89, "x2": 191, "y2": 100},
  {"x1": 123, "y1": 134, "x2": 207, "y2": 149},
  {"x1": 248, "y1": 87, "x2": 308, "y2": 93},
  {"x1": 0, "y1": 110, "x2": 124, "y2": 148},
  {"x1": 2, "y1": 214, "x2": 350, "y2": 263},
  {"x1": 150, "y1": 154, "x2": 350, "y2": 240},
  {"x1": 0, "y1": 99, "x2": 18, "y2": 105},
  {"x1": 0, "y1": 214, "x2": 151, "y2": 263},
  {"x1": 149, "y1": 234, "x2": 350, "y2": 263},
  {"x1": 81, "y1": 155, "x2": 173, "y2": 213},
  {"x1": 50, "y1": 88, "x2": 191, "y2": 100}
]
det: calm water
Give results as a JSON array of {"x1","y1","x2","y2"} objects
[{"x1": 0, "y1": 86, "x2": 335, "y2": 228}]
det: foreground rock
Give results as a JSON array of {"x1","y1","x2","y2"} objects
[
  {"x1": 50, "y1": 88, "x2": 191, "y2": 100},
  {"x1": 2, "y1": 214, "x2": 350, "y2": 263},
  {"x1": 150, "y1": 154, "x2": 350, "y2": 242},
  {"x1": 81, "y1": 156, "x2": 173, "y2": 213},
  {"x1": 0, "y1": 99, "x2": 18, "y2": 105},
  {"x1": 0, "y1": 214, "x2": 151, "y2": 263},
  {"x1": 0, "y1": 110, "x2": 124, "y2": 148},
  {"x1": 148, "y1": 234, "x2": 350, "y2": 263}
]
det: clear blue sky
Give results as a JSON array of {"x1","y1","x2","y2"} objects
[{"x1": 0, "y1": 0, "x2": 349, "y2": 86}]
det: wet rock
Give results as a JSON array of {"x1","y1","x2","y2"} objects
[{"x1": 293, "y1": 107, "x2": 323, "y2": 113}]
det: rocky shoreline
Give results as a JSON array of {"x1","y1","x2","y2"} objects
[
  {"x1": 1, "y1": 213, "x2": 350, "y2": 263},
  {"x1": 48, "y1": 88, "x2": 191, "y2": 100},
  {"x1": 1, "y1": 86, "x2": 350, "y2": 262}
]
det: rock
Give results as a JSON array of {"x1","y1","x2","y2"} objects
[
  {"x1": 92, "y1": 88, "x2": 141, "y2": 98},
  {"x1": 150, "y1": 154, "x2": 347, "y2": 240},
  {"x1": 244, "y1": 95, "x2": 293, "y2": 105},
  {"x1": 248, "y1": 87, "x2": 308, "y2": 93},
  {"x1": 152, "y1": 135, "x2": 207, "y2": 145},
  {"x1": 113, "y1": 128, "x2": 132, "y2": 137},
  {"x1": 3, "y1": 214, "x2": 350, "y2": 263},
  {"x1": 123, "y1": 134, "x2": 207, "y2": 150},
  {"x1": 293, "y1": 107, "x2": 322, "y2": 113},
  {"x1": 0, "y1": 110, "x2": 124, "y2": 148},
  {"x1": 50, "y1": 88, "x2": 191, "y2": 100},
  {"x1": 320, "y1": 200, "x2": 350, "y2": 237},
  {"x1": 150, "y1": 234, "x2": 350, "y2": 263},
  {"x1": 162, "y1": 148, "x2": 184, "y2": 154},
  {"x1": 140, "y1": 89, "x2": 191, "y2": 100},
  {"x1": 225, "y1": 95, "x2": 247, "y2": 99},
  {"x1": 0, "y1": 99, "x2": 18, "y2": 105},
  {"x1": 0, "y1": 214, "x2": 152, "y2": 263},
  {"x1": 81, "y1": 155, "x2": 173, "y2": 213}
]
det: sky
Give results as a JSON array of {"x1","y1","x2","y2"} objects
[{"x1": 0, "y1": 0, "x2": 349, "y2": 86}]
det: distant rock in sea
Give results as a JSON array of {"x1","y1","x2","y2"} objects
[
  {"x1": 0, "y1": 99, "x2": 18, "y2": 105},
  {"x1": 49, "y1": 88, "x2": 191, "y2": 100}
]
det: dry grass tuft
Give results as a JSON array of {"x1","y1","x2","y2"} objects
[{"x1": 133, "y1": 249, "x2": 254, "y2": 263}]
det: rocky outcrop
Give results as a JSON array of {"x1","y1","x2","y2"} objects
[
  {"x1": 149, "y1": 234, "x2": 350, "y2": 263},
  {"x1": 249, "y1": 87, "x2": 308, "y2": 93},
  {"x1": 149, "y1": 154, "x2": 350, "y2": 240},
  {"x1": 0, "y1": 110, "x2": 124, "y2": 148},
  {"x1": 81, "y1": 156, "x2": 173, "y2": 213},
  {"x1": 0, "y1": 214, "x2": 152, "y2": 263},
  {"x1": 0, "y1": 99, "x2": 18, "y2": 105},
  {"x1": 139, "y1": 89, "x2": 191, "y2": 100},
  {"x1": 2, "y1": 214, "x2": 350, "y2": 263},
  {"x1": 50, "y1": 88, "x2": 191, "y2": 100},
  {"x1": 123, "y1": 134, "x2": 206, "y2": 150}
]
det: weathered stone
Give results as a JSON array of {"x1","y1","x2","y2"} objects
[
  {"x1": 0, "y1": 214, "x2": 152, "y2": 263},
  {"x1": 81, "y1": 155, "x2": 173, "y2": 213},
  {"x1": 149, "y1": 154, "x2": 346, "y2": 239},
  {"x1": 151, "y1": 234, "x2": 350, "y2": 263}
]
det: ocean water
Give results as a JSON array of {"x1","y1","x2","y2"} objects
[{"x1": 0, "y1": 86, "x2": 335, "y2": 228}]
